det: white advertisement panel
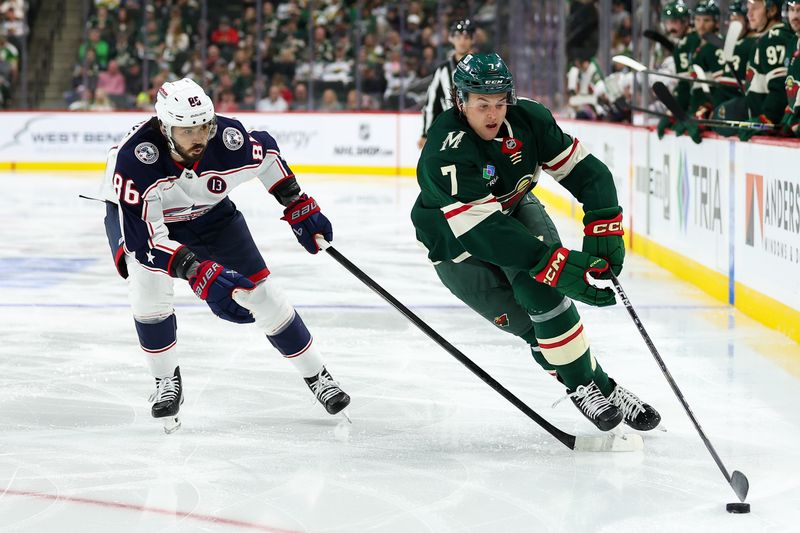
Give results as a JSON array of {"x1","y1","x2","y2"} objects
[
  {"x1": 735, "y1": 141, "x2": 800, "y2": 309},
  {"x1": 645, "y1": 134, "x2": 731, "y2": 276},
  {"x1": 630, "y1": 127, "x2": 651, "y2": 238},
  {"x1": 0, "y1": 112, "x2": 404, "y2": 170}
]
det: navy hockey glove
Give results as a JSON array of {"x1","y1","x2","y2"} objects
[
  {"x1": 531, "y1": 244, "x2": 616, "y2": 307},
  {"x1": 582, "y1": 207, "x2": 625, "y2": 278},
  {"x1": 281, "y1": 194, "x2": 333, "y2": 254},
  {"x1": 189, "y1": 261, "x2": 256, "y2": 324}
]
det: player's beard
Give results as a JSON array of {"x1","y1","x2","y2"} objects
[{"x1": 174, "y1": 142, "x2": 207, "y2": 165}]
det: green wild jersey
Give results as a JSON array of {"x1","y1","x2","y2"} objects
[
  {"x1": 745, "y1": 23, "x2": 798, "y2": 122},
  {"x1": 674, "y1": 31, "x2": 702, "y2": 109},
  {"x1": 690, "y1": 38, "x2": 735, "y2": 113},
  {"x1": 719, "y1": 33, "x2": 756, "y2": 88},
  {"x1": 411, "y1": 99, "x2": 618, "y2": 270}
]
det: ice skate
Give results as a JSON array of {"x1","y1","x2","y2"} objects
[
  {"x1": 607, "y1": 379, "x2": 661, "y2": 431},
  {"x1": 561, "y1": 381, "x2": 623, "y2": 432},
  {"x1": 149, "y1": 366, "x2": 184, "y2": 434},
  {"x1": 305, "y1": 367, "x2": 350, "y2": 416}
]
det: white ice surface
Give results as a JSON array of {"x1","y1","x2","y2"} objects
[{"x1": 0, "y1": 172, "x2": 798, "y2": 533}]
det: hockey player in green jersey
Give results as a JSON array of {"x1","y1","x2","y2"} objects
[
  {"x1": 682, "y1": 1, "x2": 728, "y2": 142},
  {"x1": 780, "y1": 0, "x2": 800, "y2": 135},
  {"x1": 657, "y1": 1, "x2": 701, "y2": 138},
  {"x1": 411, "y1": 53, "x2": 661, "y2": 433},
  {"x1": 740, "y1": 0, "x2": 797, "y2": 139},
  {"x1": 711, "y1": 1, "x2": 756, "y2": 126}
]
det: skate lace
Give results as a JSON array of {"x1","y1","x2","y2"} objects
[
  {"x1": 552, "y1": 384, "x2": 610, "y2": 418},
  {"x1": 309, "y1": 371, "x2": 342, "y2": 404},
  {"x1": 609, "y1": 385, "x2": 645, "y2": 420},
  {"x1": 149, "y1": 376, "x2": 179, "y2": 404}
]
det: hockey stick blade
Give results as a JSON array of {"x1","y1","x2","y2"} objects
[
  {"x1": 609, "y1": 273, "x2": 750, "y2": 501},
  {"x1": 724, "y1": 21, "x2": 743, "y2": 62},
  {"x1": 613, "y1": 54, "x2": 646, "y2": 72},
  {"x1": 691, "y1": 65, "x2": 712, "y2": 94},
  {"x1": 652, "y1": 81, "x2": 689, "y2": 121},
  {"x1": 644, "y1": 29, "x2": 675, "y2": 52},
  {"x1": 731, "y1": 470, "x2": 750, "y2": 502},
  {"x1": 574, "y1": 433, "x2": 644, "y2": 452}
]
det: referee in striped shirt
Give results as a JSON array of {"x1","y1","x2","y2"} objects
[{"x1": 418, "y1": 19, "x2": 475, "y2": 149}]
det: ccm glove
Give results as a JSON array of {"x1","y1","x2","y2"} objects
[
  {"x1": 189, "y1": 261, "x2": 256, "y2": 324},
  {"x1": 281, "y1": 194, "x2": 333, "y2": 254},
  {"x1": 531, "y1": 244, "x2": 616, "y2": 307},
  {"x1": 582, "y1": 207, "x2": 625, "y2": 277}
]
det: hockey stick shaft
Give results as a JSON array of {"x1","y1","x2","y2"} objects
[
  {"x1": 643, "y1": 29, "x2": 676, "y2": 53},
  {"x1": 609, "y1": 273, "x2": 749, "y2": 501},
  {"x1": 321, "y1": 243, "x2": 578, "y2": 449},
  {"x1": 652, "y1": 81, "x2": 776, "y2": 131}
]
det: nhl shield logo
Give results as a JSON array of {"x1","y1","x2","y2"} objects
[
  {"x1": 134, "y1": 142, "x2": 159, "y2": 164},
  {"x1": 222, "y1": 127, "x2": 244, "y2": 150},
  {"x1": 501, "y1": 137, "x2": 523, "y2": 165}
]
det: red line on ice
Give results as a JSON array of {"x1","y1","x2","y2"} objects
[{"x1": 3, "y1": 489, "x2": 303, "y2": 533}]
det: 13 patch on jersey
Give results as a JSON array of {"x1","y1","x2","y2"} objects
[{"x1": 222, "y1": 127, "x2": 244, "y2": 151}]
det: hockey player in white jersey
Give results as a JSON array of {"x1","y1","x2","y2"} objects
[{"x1": 102, "y1": 78, "x2": 350, "y2": 432}]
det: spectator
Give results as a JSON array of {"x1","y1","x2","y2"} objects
[
  {"x1": 321, "y1": 44, "x2": 352, "y2": 84},
  {"x1": 72, "y1": 47, "x2": 100, "y2": 92},
  {"x1": 272, "y1": 47, "x2": 298, "y2": 82},
  {"x1": 0, "y1": 27, "x2": 17, "y2": 84},
  {"x1": 112, "y1": 7, "x2": 136, "y2": 49},
  {"x1": 319, "y1": 88, "x2": 342, "y2": 111},
  {"x1": 232, "y1": 62, "x2": 255, "y2": 102},
  {"x1": 291, "y1": 82, "x2": 309, "y2": 110},
  {"x1": 68, "y1": 85, "x2": 94, "y2": 110},
  {"x1": 216, "y1": 89, "x2": 238, "y2": 113},
  {"x1": 257, "y1": 83, "x2": 289, "y2": 112},
  {"x1": 163, "y1": 18, "x2": 190, "y2": 71},
  {"x1": 79, "y1": 27, "x2": 110, "y2": 69},
  {"x1": 97, "y1": 59, "x2": 126, "y2": 96},
  {"x1": 211, "y1": 16, "x2": 239, "y2": 60},
  {"x1": 123, "y1": 61, "x2": 143, "y2": 96},
  {"x1": 91, "y1": 87, "x2": 114, "y2": 111},
  {"x1": 88, "y1": 5, "x2": 114, "y2": 43}
]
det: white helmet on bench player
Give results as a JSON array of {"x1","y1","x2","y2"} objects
[{"x1": 155, "y1": 78, "x2": 217, "y2": 157}]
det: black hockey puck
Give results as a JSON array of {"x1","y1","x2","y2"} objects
[{"x1": 726, "y1": 502, "x2": 750, "y2": 514}]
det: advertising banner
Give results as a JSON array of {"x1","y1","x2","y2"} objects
[{"x1": 735, "y1": 141, "x2": 800, "y2": 310}]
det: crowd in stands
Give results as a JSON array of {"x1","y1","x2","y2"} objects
[
  {"x1": 66, "y1": 0, "x2": 494, "y2": 112},
  {"x1": 0, "y1": 0, "x2": 25, "y2": 108}
]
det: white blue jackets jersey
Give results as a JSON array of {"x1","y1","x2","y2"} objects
[{"x1": 103, "y1": 115, "x2": 293, "y2": 276}]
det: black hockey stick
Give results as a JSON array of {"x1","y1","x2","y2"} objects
[
  {"x1": 644, "y1": 29, "x2": 675, "y2": 53},
  {"x1": 317, "y1": 239, "x2": 641, "y2": 452},
  {"x1": 613, "y1": 56, "x2": 730, "y2": 87},
  {"x1": 652, "y1": 81, "x2": 776, "y2": 131},
  {"x1": 609, "y1": 273, "x2": 750, "y2": 502}
]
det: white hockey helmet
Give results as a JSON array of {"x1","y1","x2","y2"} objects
[{"x1": 154, "y1": 78, "x2": 217, "y2": 152}]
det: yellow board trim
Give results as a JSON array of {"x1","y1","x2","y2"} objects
[
  {"x1": 735, "y1": 282, "x2": 800, "y2": 344},
  {"x1": 0, "y1": 161, "x2": 418, "y2": 176}
]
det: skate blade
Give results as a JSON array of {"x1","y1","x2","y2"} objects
[
  {"x1": 339, "y1": 409, "x2": 352, "y2": 424},
  {"x1": 162, "y1": 416, "x2": 181, "y2": 434},
  {"x1": 573, "y1": 433, "x2": 644, "y2": 452}
]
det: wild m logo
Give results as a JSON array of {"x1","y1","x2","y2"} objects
[{"x1": 440, "y1": 131, "x2": 466, "y2": 151}]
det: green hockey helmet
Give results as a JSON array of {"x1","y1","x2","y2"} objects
[
  {"x1": 453, "y1": 52, "x2": 517, "y2": 105},
  {"x1": 694, "y1": 0, "x2": 721, "y2": 19},
  {"x1": 730, "y1": 0, "x2": 748, "y2": 16},
  {"x1": 662, "y1": 1, "x2": 691, "y2": 20}
]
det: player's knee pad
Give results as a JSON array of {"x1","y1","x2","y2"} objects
[
  {"x1": 126, "y1": 256, "x2": 175, "y2": 320},
  {"x1": 232, "y1": 278, "x2": 294, "y2": 335}
]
